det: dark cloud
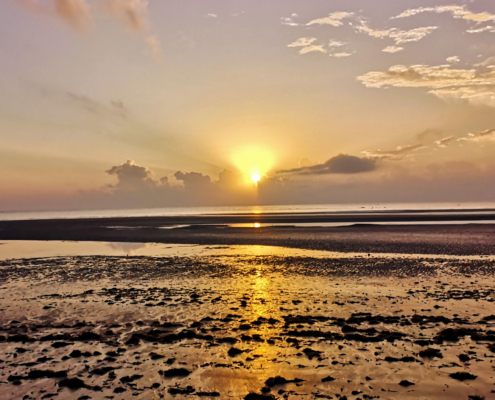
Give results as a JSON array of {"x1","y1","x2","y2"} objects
[
  {"x1": 217, "y1": 169, "x2": 241, "y2": 189},
  {"x1": 106, "y1": 159, "x2": 158, "y2": 190},
  {"x1": 174, "y1": 171, "x2": 211, "y2": 188},
  {"x1": 277, "y1": 154, "x2": 376, "y2": 176}
]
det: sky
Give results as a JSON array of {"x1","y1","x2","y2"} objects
[{"x1": 2, "y1": 0, "x2": 495, "y2": 211}]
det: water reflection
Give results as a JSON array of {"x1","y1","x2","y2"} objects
[
  {"x1": 0, "y1": 240, "x2": 493, "y2": 261},
  {"x1": 106, "y1": 242, "x2": 150, "y2": 255}
]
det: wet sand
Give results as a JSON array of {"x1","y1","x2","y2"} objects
[{"x1": 1, "y1": 251, "x2": 495, "y2": 399}]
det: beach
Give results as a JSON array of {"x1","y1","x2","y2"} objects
[
  {"x1": 1, "y1": 250, "x2": 495, "y2": 399},
  {"x1": 1, "y1": 213, "x2": 495, "y2": 399}
]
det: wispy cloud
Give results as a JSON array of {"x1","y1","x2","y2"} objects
[
  {"x1": 389, "y1": 26, "x2": 438, "y2": 45},
  {"x1": 458, "y1": 129, "x2": 495, "y2": 143},
  {"x1": 19, "y1": 0, "x2": 92, "y2": 30},
  {"x1": 393, "y1": 5, "x2": 495, "y2": 23},
  {"x1": 358, "y1": 24, "x2": 437, "y2": 46},
  {"x1": 362, "y1": 144, "x2": 425, "y2": 160},
  {"x1": 306, "y1": 12, "x2": 354, "y2": 27},
  {"x1": 435, "y1": 136, "x2": 454, "y2": 147},
  {"x1": 146, "y1": 35, "x2": 161, "y2": 60},
  {"x1": 382, "y1": 46, "x2": 403, "y2": 53},
  {"x1": 357, "y1": 24, "x2": 393, "y2": 38},
  {"x1": 287, "y1": 37, "x2": 317, "y2": 48},
  {"x1": 432, "y1": 87, "x2": 495, "y2": 107},
  {"x1": 299, "y1": 45, "x2": 327, "y2": 55},
  {"x1": 17, "y1": 0, "x2": 161, "y2": 61},
  {"x1": 281, "y1": 14, "x2": 299, "y2": 26},
  {"x1": 358, "y1": 64, "x2": 495, "y2": 107},
  {"x1": 287, "y1": 38, "x2": 326, "y2": 55},
  {"x1": 106, "y1": 0, "x2": 149, "y2": 31},
  {"x1": 332, "y1": 52, "x2": 352, "y2": 58},
  {"x1": 328, "y1": 40, "x2": 345, "y2": 48},
  {"x1": 467, "y1": 25, "x2": 495, "y2": 33},
  {"x1": 446, "y1": 56, "x2": 460, "y2": 64}
]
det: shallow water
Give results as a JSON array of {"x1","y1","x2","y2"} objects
[{"x1": 1, "y1": 240, "x2": 494, "y2": 262}]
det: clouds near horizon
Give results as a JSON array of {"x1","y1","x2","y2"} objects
[{"x1": 277, "y1": 154, "x2": 376, "y2": 176}]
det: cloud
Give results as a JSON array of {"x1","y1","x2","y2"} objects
[
  {"x1": 458, "y1": 129, "x2": 495, "y2": 143},
  {"x1": 277, "y1": 154, "x2": 376, "y2": 175},
  {"x1": 430, "y1": 86, "x2": 495, "y2": 108},
  {"x1": 474, "y1": 57, "x2": 495, "y2": 68},
  {"x1": 106, "y1": 159, "x2": 158, "y2": 190},
  {"x1": 287, "y1": 37, "x2": 317, "y2": 48},
  {"x1": 328, "y1": 40, "x2": 345, "y2": 47},
  {"x1": 435, "y1": 136, "x2": 454, "y2": 147},
  {"x1": 467, "y1": 25, "x2": 495, "y2": 33},
  {"x1": 281, "y1": 15, "x2": 299, "y2": 27},
  {"x1": 447, "y1": 56, "x2": 460, "y2": 64},
  {"x1": 358, "y1": 24, "x2": 437, "y2": 45},
  {"x1": 217, "y1": 169, "x2": 241, "y2": 190},
  {"x1": 288, "y1": 38, "x2": 338, "y2": 55},
  {"x1": 174, "y1": 171, "x2": 212, "y2": 188},
  {"x1": 306, "y1": 12, "x2": 354, "y2": 27},
  {"x1": 205, "y1": 13, "x2": 217, "y2": 18},
  {"x1": 382, "y1": 46, "x2": 403, "y2": 53},
  {"x1": 146, "y1": 35, "x2": 161, "y2": 60},
  {"x1": 19, "y1": 0, "x2": 92, "y2": 30},
  {"x1": 393, "y1": 5, "x2": 495, "y2": 24},
  {"x1": 358, "y1": 64, "x2": 478, "y2": 88},
  {"x1": 299, "y1": 45, "x2": 326, "y2": 55},
  {"x1": 389, "y1": 26, "x2": 437, "y2": 45},
  {"x1": 357, "y1": 23, "x2": 437, "y2": 52},
  {"x1": 106, "y1": 0, "x2": 149, "y2": 31},
  {"x1": 332, "y1": 52, "x2": 352, "y2": 58},
  {"x1": 8, "y1": 158, "x2": 495, "y2": 212},
  {"x1": 357, "y1": 24, "x2": 394, "y2": 38},
  {"x1": 299, "y1": 157, "x2": 316, "y2": 168},
  {"x1": 358, "y1": 64, "x2": 495, "y2": 107},
  {"x1": 362, "y1": 144, "x2": 425, "y2": 160},
  {"x1": 55, "y1": 0, "x2": 91, "y2": 29},
  {"x1": 18, "y1": 0, "x2": 159, "y2": 61}
]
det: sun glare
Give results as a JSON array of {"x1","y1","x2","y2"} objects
[
  {"x1": 251, "y1": 174, "x2": 261, "y2": 183},
  {"x1": 231, "y1": 146, "x2": 275, "y2": 185}
]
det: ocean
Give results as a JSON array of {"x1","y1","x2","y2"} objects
[{"x1": 1, "y1": 201, "x2": 495, "y2": 221}]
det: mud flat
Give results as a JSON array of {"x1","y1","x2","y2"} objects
[{"x1": 1, "y1": 251, "x2": 495, "y2": 399}]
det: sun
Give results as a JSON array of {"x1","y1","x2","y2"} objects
[
  {"x1": 251, "y1": 174, "x2": 261, "y2": 184},
  {"x1": 231, "y1": 146, "x2": 275, "y2": 185}
]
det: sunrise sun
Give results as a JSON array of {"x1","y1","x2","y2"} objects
[{"x1": 251, "y1": 174, "x2": 261, "y2": 184}]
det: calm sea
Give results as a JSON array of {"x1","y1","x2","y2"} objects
[{"x1": 1, "y1": 202, "x2": 495, "y2": 221}]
